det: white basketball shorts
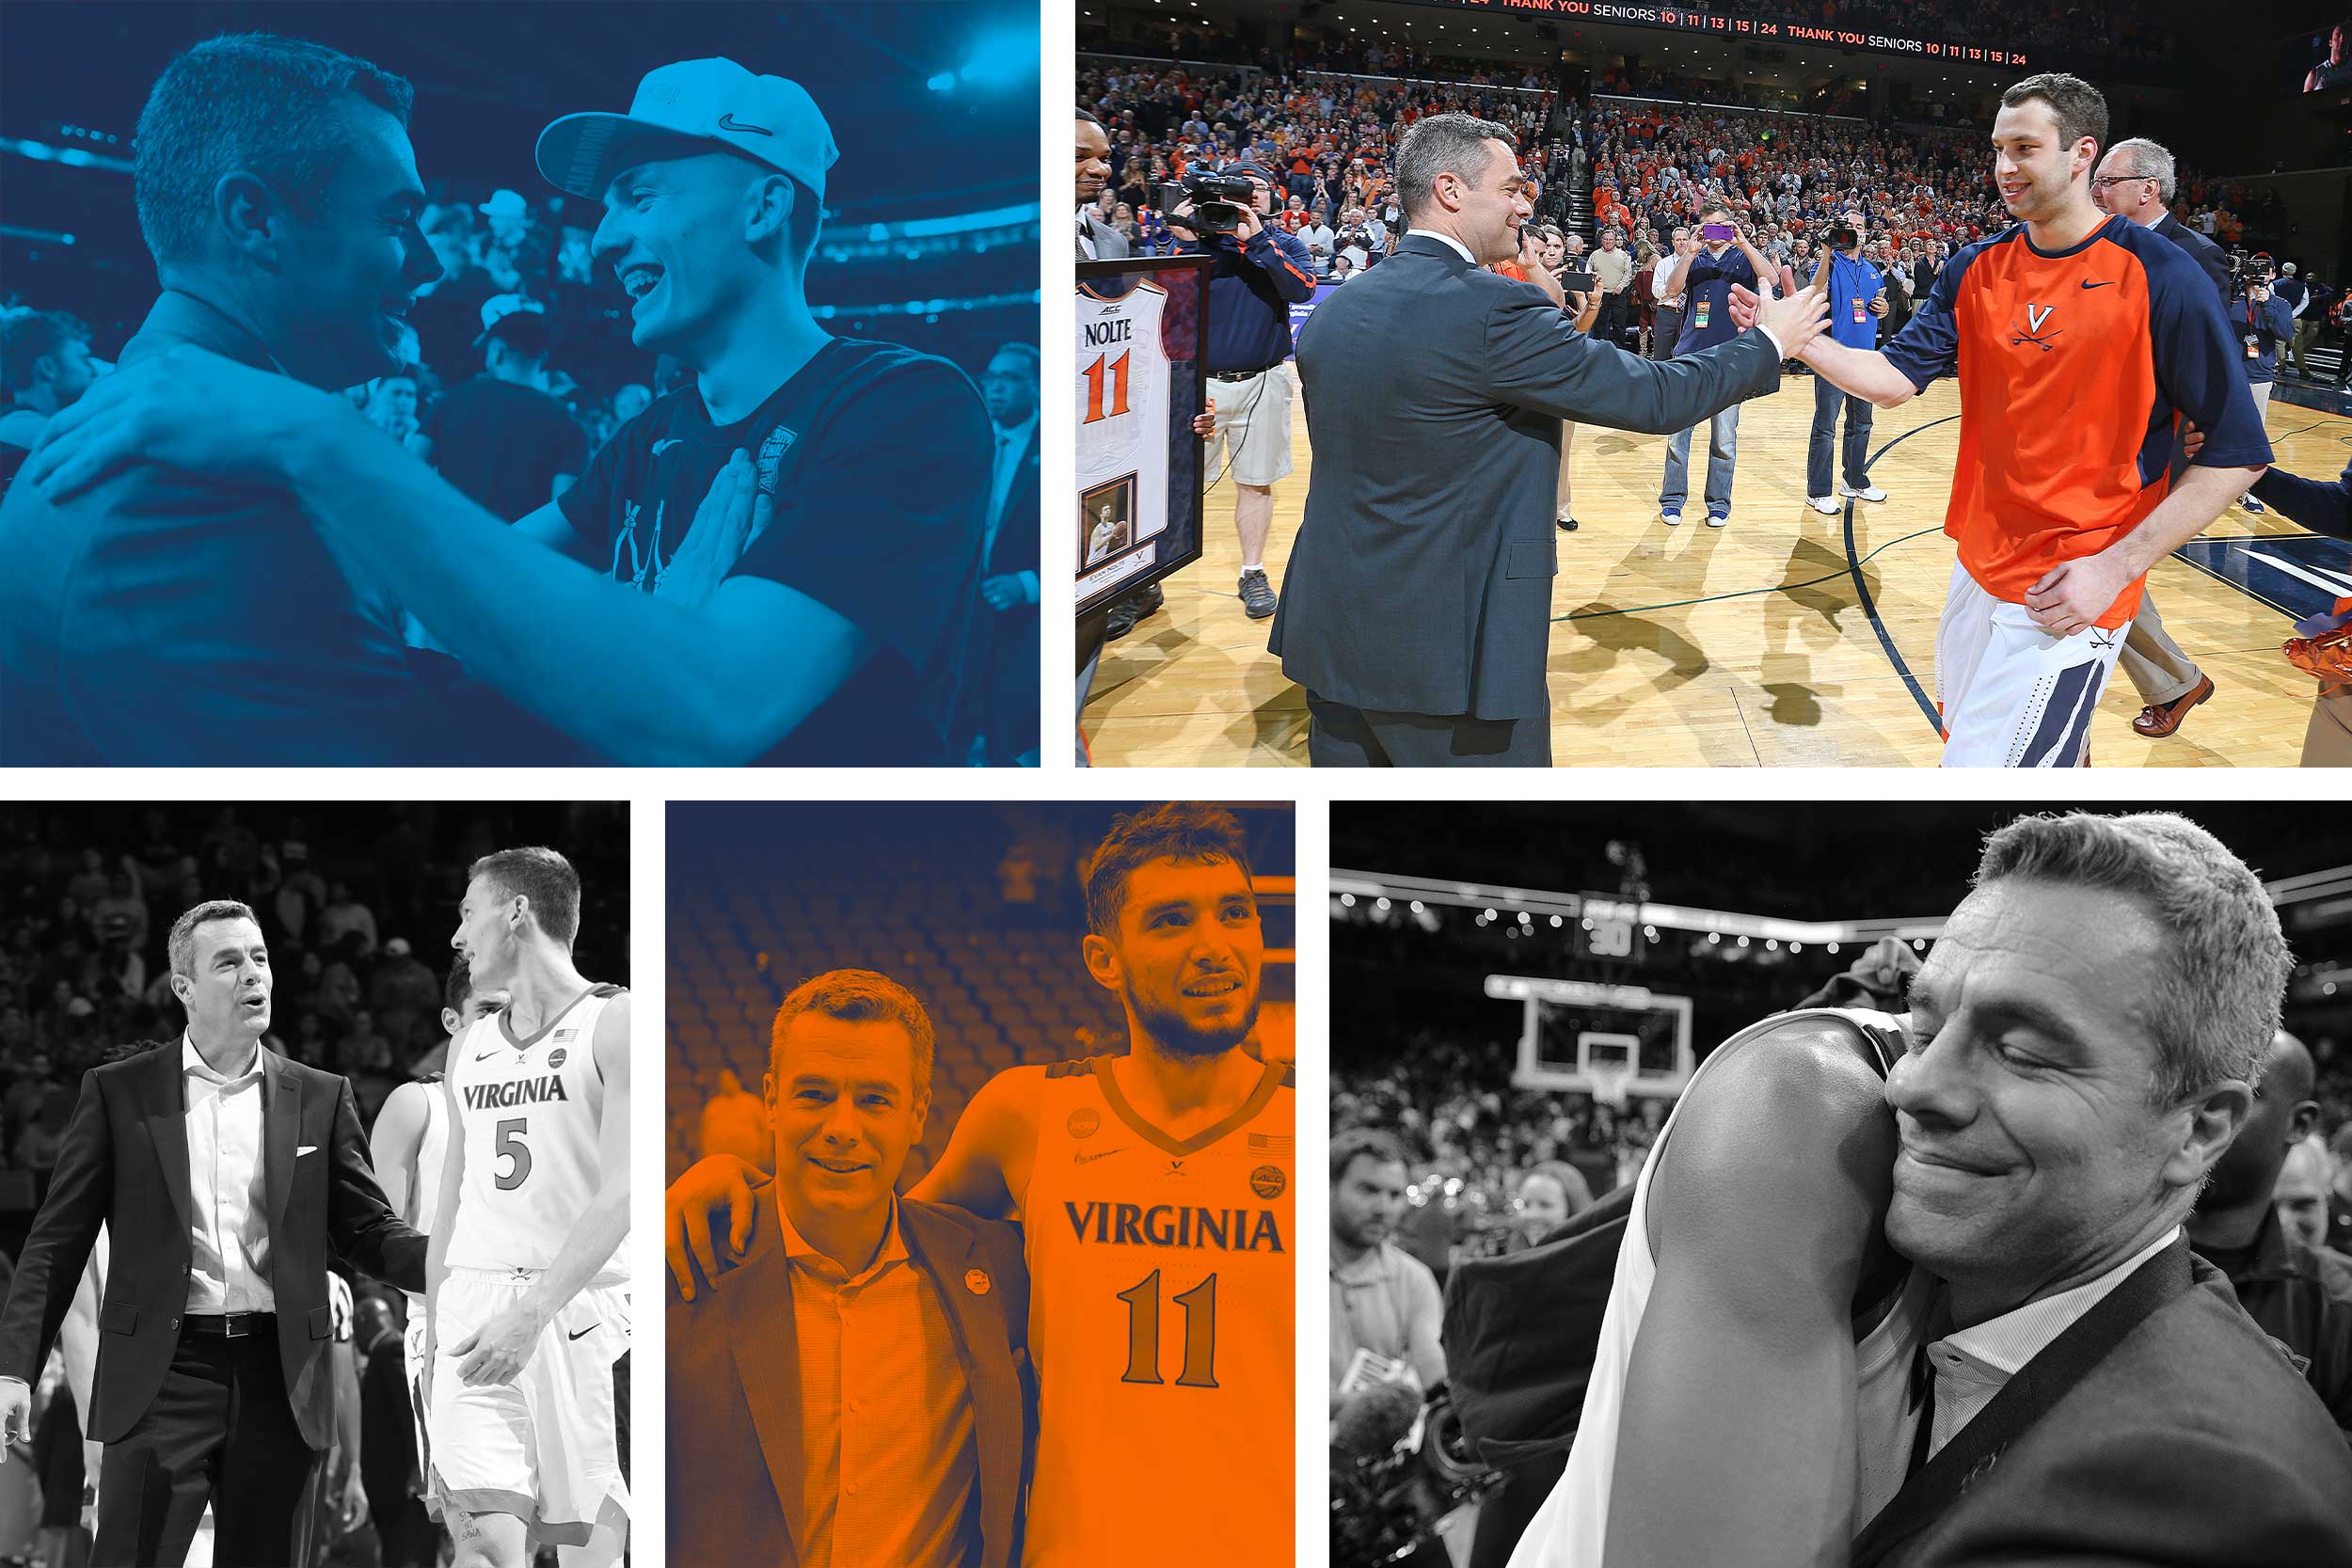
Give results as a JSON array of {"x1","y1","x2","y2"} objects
[
  {"x1": 1937, "y1": 561, "x2": 2131, "y2": 768},
  {"x1": 428, "y1": 1266, "x2": 631, "y2": 1548}
]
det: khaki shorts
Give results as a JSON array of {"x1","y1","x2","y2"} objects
[{"x1": 1203, "y1": 366, "x2": 1295, "y2": 488}]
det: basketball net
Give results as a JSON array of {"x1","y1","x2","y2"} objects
[{"x1": 1589, "y1": 1061, "x2": 1633, "y2": 1112}]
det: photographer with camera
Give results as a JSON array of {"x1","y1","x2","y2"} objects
[
  {"x1": 2229, "y1": 255, "x2": 2296, "y2": 515},
  {"x1": 1166, "y1": 162, "x2": 1319, "y2": 620},
  {"x1": 1804, "y1": 211, "x2": 1889, "y2": 515},
  {"x1": 1656, "y1": 205, "x2": 1780, "y2": 528}
]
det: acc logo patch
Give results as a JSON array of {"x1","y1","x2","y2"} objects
[
  {"x1": 547, "y1": 1048, "x2": 567, "y2": 1069},
  {"x1": 1250, "y1": 1164, "x2": 1287, "y2": 1200},
  {"x1": 1067, "y1": 1107, "x2": 1101, "y2": 1139},
  {"x1": 964, "y1": 1268, "x2": 993, "y2": 1296}
]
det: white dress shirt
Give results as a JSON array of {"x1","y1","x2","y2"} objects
[
  {"x1": 183, "y1": 1035, "x2": 274, "y2": 1314},
  {"x1": 1909, "y1": 1226, "x2": 2180, "y2": 1463}
]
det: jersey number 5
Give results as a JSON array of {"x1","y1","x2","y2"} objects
[
  {"x1": 1117, "y1": 1270, "x2": 1217, "y2": 1387},
  {"x1": 1082, "y1": 352, "x2": 1132, "y2": 425},
  {"x1": 494, "y1": 1117, "x2": 532, "y2": 1191}
]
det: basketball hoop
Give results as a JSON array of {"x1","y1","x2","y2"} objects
[{"x1": 1588, "y1": 1060, "x2": 1633, "y2": 1111}]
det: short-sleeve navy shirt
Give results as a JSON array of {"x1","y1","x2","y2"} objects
[{"x1": 557, "y1": 339, "x2": 992, "y2": 765}]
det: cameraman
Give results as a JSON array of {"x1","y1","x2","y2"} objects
[
  {"x1": 1169, "y1": 162, "x2": 1318, "y2": 620},
  {"x1": 1804, "y1": 211, "x2": 1887, "y2": 515},
  {"x1": 2229, "y1": 256, "x2": 2295, "y2": 515}
]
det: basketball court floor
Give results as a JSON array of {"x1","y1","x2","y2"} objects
[{"x1": 1083, "y1": 370, "x2": 2350, "y2": 768}]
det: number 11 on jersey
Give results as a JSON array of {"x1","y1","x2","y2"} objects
[
  {"x1": 1118, "y1": 1269, "x2": 1217, "y2": 1387},
  {"x1": 1082, "y1": 351, "x2": 1132, "y2": 424}
]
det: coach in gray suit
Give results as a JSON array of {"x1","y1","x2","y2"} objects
[{"x1": 1268, "y1": 113, "x2": 1830, "y2": 765}]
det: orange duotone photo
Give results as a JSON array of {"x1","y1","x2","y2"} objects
[{"x1": 664, "y1": 802, "x2": 1297, "y2": 1567}]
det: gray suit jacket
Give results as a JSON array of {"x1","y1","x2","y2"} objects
[
  {"x1": 1081, "y1": 212, "x2": 1129, "y2": 261},
  {"x1": 1268, "y1": 233, "x2": 1783, "y2": 721},
  {"x1": 1852, "y1": 1242, "x2": 2352, "y2": 1568}
]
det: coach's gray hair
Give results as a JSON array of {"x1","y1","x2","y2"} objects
[
  {"x1": 135, "y1": 32, "x2": 414, "y2": 267},
  {"x1": 1397, "y1": 113, "x2": 1516, "y2": 226},
  {"x1": 1972, "y1": 813, "x2": 2288, "y2": 1104},
  {"x1": 2106, "y1": 137, "x2": 2177, "y2": 204},
  {"x1": 168, "y1": 900, "x2": 260, "y2": 980}
]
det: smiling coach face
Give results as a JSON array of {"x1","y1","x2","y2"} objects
[
  {"x1": 1887, "y1": 859, "x2": 2260, "y2": 1324},
  {"x1": 767, "y1": 1009, "x2": 930, "y2": 1228},
  {"x1": 133, "y1": 34, "x2": 441, "y2": 392}
]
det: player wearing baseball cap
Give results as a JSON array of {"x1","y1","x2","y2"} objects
[{"x1": 18, "y1": 55, "x2": 998, "y2": 768}]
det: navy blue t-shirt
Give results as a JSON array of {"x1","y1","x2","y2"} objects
[
  {"x1": 556, "y1": 339, "x2": 991, "y2": 766},
  {"x1": 1673, "y1": 246, "x2": 1757, "y2": 355}
]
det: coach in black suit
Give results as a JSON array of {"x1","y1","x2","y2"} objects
[
  {"x1": 1267, "y1": 112, "x2": 1831, "y2": 766},
  {"x1": 1851, "y1": 812, "x2": 2352, "y2": 1567},
  {"x1": 0, "y1": 900, "x2": 426, "y2": 1566}
]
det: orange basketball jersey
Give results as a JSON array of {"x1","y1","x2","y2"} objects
[
  {"x1": 1021, "y1": 1053, "x2": 1295, "y2": 1568},
  {"x1": 1881, "y1": 214, "x2": 2274, "y2": 628}
]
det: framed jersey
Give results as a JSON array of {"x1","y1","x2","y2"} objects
[{"x1": 1076, "y1": 255, "x2": 1211, "y2": 615}]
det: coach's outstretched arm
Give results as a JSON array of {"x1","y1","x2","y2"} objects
[
  {"x1": 1483, "y1": 280, "x2": 1827, "y2": 436},
  {"x1": 444, "y1": 1000, "x2": 629, "y2": 1387}
]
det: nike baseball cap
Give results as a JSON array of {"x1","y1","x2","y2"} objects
[{"x1": 534, "y1": 57, "x2": 839, "y2": 203}]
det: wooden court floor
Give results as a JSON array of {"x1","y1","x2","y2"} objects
[{"x1": 1084, "y1": 369, "x2": 2348, "y2": 768}]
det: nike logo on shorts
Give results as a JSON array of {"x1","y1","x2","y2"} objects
[
  {"x1": 569, "y1": 1323, "x2": 597, "y2": 1340},
  {"x1": 2079, "y1": 280, "x2": 2116, "y2": 290}
]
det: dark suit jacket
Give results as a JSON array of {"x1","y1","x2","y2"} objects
[
  {"x1": 0, "y1": 289, "x2": 456, "y2": 764},
  {"x1": 2155, "y1": 213, "x2": 2233, "y2": 303},
  {"x1": 1269, "y1": 233, "x2": 1784, "y2": 721},
  {"x1": 958, "y1": 421, "x2": 1041, "y2": 764},
  {"x1": 666, "y1": 1190, "x2": 1033, "y2": 1568},
  {"x1": 0, "y1": 1042, "x2": 426, "y2": 1451},
  {"x1": 1852, "y1": 1241, "x2": 2352, "y2": 1568}
]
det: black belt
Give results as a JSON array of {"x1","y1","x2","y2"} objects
[
  {"x1": 1213, "y1": 370, "x2": 1277, "y2": 382},
  {"x1": 183, "y1": 1311, "x2": 274, "y2": 1339}
]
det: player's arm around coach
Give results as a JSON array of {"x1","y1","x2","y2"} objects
[{"x1": 17, "y1": 351, "x2": 898, "y2": 767}]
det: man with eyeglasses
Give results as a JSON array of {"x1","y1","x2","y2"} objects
[
  {"x1": 2087, "y1": 136, "x2": 2234, "y2": 742},
  {"x1": 2093, "y1": 139, "x2": 2229, "y2": 302}
]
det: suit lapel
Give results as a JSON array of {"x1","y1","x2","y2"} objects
[
  {"x1": 1851, "y1": 1243, "x2": 2193, "y2": 1567},
  {"x1": 723, "y1": 1189, "x2": 810, "y2": 1553},
  {"x1": 260, "y1": 1051, "x2": 300, "y2": 1239},
  {"x1": 145, "y1": 1042, "x2": 192, "y2": 1229}
]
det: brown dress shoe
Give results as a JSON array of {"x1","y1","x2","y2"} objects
[{"x1": 2131, "y1": 673, "x2": 2215, "y2": 737}]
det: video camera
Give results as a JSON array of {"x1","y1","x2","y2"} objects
[
  {"x1": 1828, "y1": 222, "x2": 1860, "y2": 251},
  {"x1": 2230, "y1": 249, "x2": 2276, "y2": 289},
  {"x1": 1158, "y1": 173, "x2": 1262, "y2": 235}
]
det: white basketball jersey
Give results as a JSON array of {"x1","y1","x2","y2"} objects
[
  {"x1": 1076, "y1": 279, "x2": 1173, "y2": 540},
  {"x1": 444, "y1": 983, "x2": 627, "y2": 1284},
  {"x1": 1507, "y1": 1008, "x2": 1934, "y2": 1568}
]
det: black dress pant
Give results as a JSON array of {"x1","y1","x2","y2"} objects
[
  {"x1": 1305, "y1": 693, "x2": 1552, "y2": 766},
  {"x1": 94, "y1": 1323, "x2": 320, "y2": 1568}
]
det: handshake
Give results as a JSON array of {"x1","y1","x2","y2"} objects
[{"x1": 1727, "y1": 263, "x2": 1835, "y2": 358}]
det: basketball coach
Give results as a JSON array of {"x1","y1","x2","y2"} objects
[
  {"x1": 1268, "y1": 113, "x2": 1833, "y2": 766},
  {"x1": 0, "y1": 900, "x2": 427, "y2": 1566}
]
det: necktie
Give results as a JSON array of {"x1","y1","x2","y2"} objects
[{"x1": 1904, "y1": 1340, "x2": 1938, "y2": 1479}]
